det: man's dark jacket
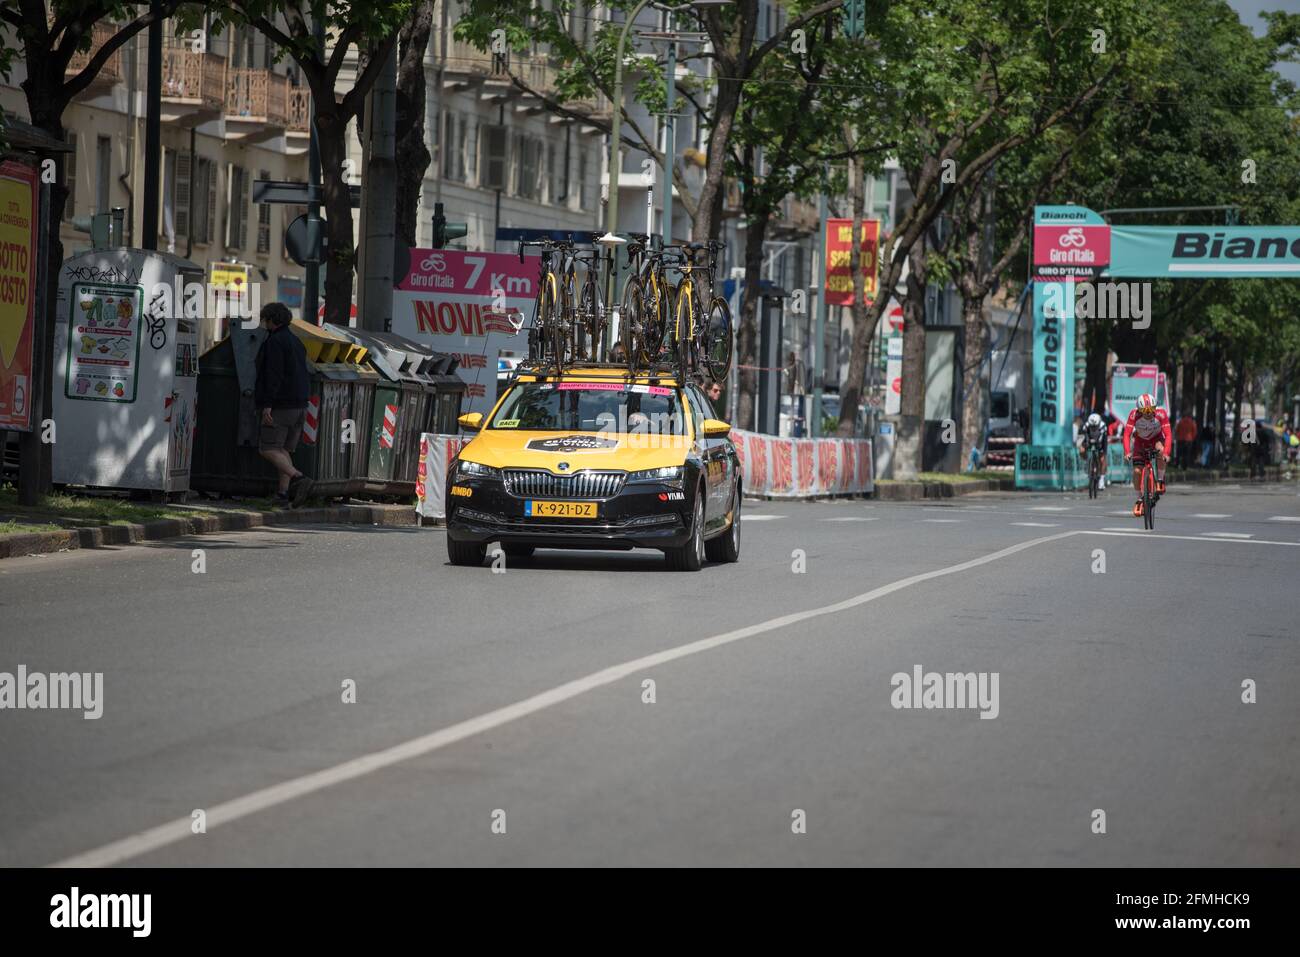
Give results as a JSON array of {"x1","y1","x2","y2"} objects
[{"x1": 255, "y1": 323, "x2": 310, "y2": 409}]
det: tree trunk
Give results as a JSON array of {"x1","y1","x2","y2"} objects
[
  {"x1": 735, "y1": 216, "x2": 768, "y2": 432},
  {"x1": 395, "y1": 1, "x2": 434, "y2": 248},
  {"x1": 317, "y1": 112, "x2": 357, "y2": 327},
  {"x1": 691, "y1": 75, "x2": 740, "y2": 242},
  {"x1": 846, "y1": 155, "x2": 866, "y2": 430},
  {"x1": 894, "y1": 241, "x2": 928, "y2": 478},
  {"x1": 958, "y1": 290, "x2": 988, "y2": 468}
]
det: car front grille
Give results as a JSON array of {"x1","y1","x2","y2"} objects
[{"x1": 503, "y1": 469, "x2": 626, "y2": 500}]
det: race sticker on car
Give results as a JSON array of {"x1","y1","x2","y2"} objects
[
  {"x1": 525, "y1": 500, "x2": 597, "y2": 518},
  {"x1": 496, "y1": 418, "x2": 520, "y2": 428}
]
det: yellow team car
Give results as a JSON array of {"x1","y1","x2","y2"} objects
[{"x1": 445, "y1": 368, "x2": 742, "y2": 570}]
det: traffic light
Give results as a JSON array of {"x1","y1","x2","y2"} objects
[
  {"x1": 431, "y1": 202, "x2": 467, "y2": 249},
  {"x1": 842, "y1": 0, "x2": 865, "y2": 39}
]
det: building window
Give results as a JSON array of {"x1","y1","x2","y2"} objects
[
  {"x1": 191, "y1": 156, "x2": 216, "y2": 245},
  {"x1": 481, "y1": 124, "x2": 509, "y2": 191},
  {"x1": 514, "y1": 133, "x2": 542, "y2": 201},
  {"x1": 443, "y1": 111, "x2": 469, "y2": 183}
]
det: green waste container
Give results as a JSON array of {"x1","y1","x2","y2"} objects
[
  {"x1": 192, "y1": 323, "x2": 377, "y2": 499},
  {"x1": 325, "y1": 326, "x2": 464, "y2": 496}
]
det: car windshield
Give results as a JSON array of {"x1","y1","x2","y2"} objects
[{"x1": 488, "y1": 382, "x2": 687, "y2": 434}]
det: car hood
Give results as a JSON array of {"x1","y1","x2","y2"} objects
[{"x1": 459, "y1": 429, "x2": 694, "y2": 472}]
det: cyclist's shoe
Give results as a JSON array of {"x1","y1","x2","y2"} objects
[
  {"x1": 1132, "y1": 500, "x2": 1144, "y2": 517},
  {"x1": 1156, "y1": 480, "x2": 1166, "y2": 494}
]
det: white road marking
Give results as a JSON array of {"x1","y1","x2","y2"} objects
[
  {"x1": 52, "y1": 529, "x2": 1080, "y2": 868},
  {"x1": 822, "y1": 517, "x2": 878, "y2": 522},
  {"x1": 1086, "y1": 530, "x2": 1300, "y2": 547},
  {"x1": 1192, "y1": 513, "x2": 1231, "y2": 519},
  {"x1": 744, "y1": 515, "x2": 784, "y2": 521},
  {"x1": 1203, "y1": 531, "x2": 1252, "y2": 539},
  {"x1": 1028, "y1": 506, "x2": 1070, "y2": 512},
  {"x1": 1012, "y1": 522, "x2": 1059, "y2": 527},
  {"x1": 1103, "y1": 526, "x2": 1139, "y2": 532},
  {"x1": 922, "y1": 518, "x2": 962, "y2": 523},
  {"x1": 1269, "y1": 516, "x2": 1300, "y2": 522}
]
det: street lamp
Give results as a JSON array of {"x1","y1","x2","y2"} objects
[
  {"x1": 599, "y1": 0, "x2": 730, "y2": 355},
  {"x1": 600, "y1": 0, "x2": 730, "y2": 248}
]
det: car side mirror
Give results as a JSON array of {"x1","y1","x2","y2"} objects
[
  {"x1": 458, "y1": 412, "x2": 483, "y2": 432},
  {"x1": 702, "y1": 418, "x2": 731, "y2": 438}
]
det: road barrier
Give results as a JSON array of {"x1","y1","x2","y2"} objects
[{"x1": 730, "y1": 429, "x2": 874, "y2": 498}]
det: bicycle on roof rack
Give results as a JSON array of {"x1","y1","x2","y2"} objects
[
  {"x1": 668, "y1": 240, "x2": 733, "y2": 386},
  {"x1": 620, "y1": 232, "x2": 675, "y2": 375}
]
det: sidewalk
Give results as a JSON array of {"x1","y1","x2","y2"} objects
[{"x1": 0, "y1": 497, "x2": 418, "y2": 560}]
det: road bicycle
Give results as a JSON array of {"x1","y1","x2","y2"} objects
[
  {"x1": 669, "y1": 241, "x2": 733, "y2": 385},
  {"x1": 1087, "y1": 446, "x2": 1104, "y2": 499},
  {"x1": 619, "y1": 232, "x2": 674, "y2": 372},
  {"x1": 520, "y1": 238, "x2": 569, "y2": 369},
  {"x1": 1135, "y1": 448, "x2": 1164, "y2": 530},
  {"x1": 570, "y1": 246, "x2": 611, "y2": 362}
]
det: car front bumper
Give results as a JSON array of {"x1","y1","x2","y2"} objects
[{"x1": 445, "y1": 478, "x2": 692, "y2": 550}]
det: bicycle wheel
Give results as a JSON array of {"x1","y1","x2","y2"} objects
[
  {"x1": 552, "y1": 276, "x2": 570, "y2": 371},
  {"x1": 620, "y1": 276, "x2": 644, "y2": 373},
  {"x1": 528, "y1": 283, "x2": 550, "y2": 362},
  {"x1": 1142, "y1": 465, "x2": 1155, "y2": 530},
  {"x1": 642, "y1": 274, "x2": 671, "y2": 363},
  {"x1": 673, "y1": 288, "x2": 692, "y2": 382},
  {"x1": 702, "y1": 296, "x2": 733, "y2": 383},
  {"x1": 578, "y1": 280, "x2": 601, "y2": 361}
]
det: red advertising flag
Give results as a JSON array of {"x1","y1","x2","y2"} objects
[
  {"x1": 825, "y1": 218, "x2": 880, "y2": 307},
  {"x1": 0, "y1": 160, "x2": 38, "y2": 431}
]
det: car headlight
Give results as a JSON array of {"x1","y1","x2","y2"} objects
[
  {"x1": 457, "y1": 459, "x2": 501, "y2": 480},
  {"x1": 627, "y1": 466, "x2": 684, "y2": 486}
]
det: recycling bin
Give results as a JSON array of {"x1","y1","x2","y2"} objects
[
  {"x1": 325, "y1": 326, "x2": 463, "y2": 495},
  {"x1": 191, "y1": 320, "x2": 375, "y2": 498},
  {"x1": 52, "y1": 248, "x2": 203, "y2": 497}
]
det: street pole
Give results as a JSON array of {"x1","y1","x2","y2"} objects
[
  {"x1": 662, "y1": 37, "x2": 676, "y2": 245},
  {"x1": 18, "y1": 177, "x2": 51, "y2": 505},
  {"x1": 812, "y1": 190, "x2": 826, "y2": 437},
  {"x1": 359, "y1": 46, "x2": 397, "y2": 332},
  {"x1": 303, "y1": 17, "x2": 325, "y2": 325},
  {"x1": 141, "y1": 0, "x2": 162, "y2": 251}
]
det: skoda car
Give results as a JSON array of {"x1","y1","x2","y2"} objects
[{"x1": 445, "y1": 368, "x2": 741, "y2": 570}]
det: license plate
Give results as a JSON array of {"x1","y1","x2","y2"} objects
[{"x1": 525, "y1": 500, "x2": 597, "y2": 518}]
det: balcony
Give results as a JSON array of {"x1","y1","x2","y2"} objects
[
  {"x1": 161, "y1": 45, "x2": 226, "y2": 126},
  {"x1": 286, "y1": 85, "x2": 310, "y2": 154},
  {"x1": 225, "y1": 68, "x2": 290, "y2": 143},
  {"x1": 65, "y1": 22, "x2": 123, "y2": 98}
]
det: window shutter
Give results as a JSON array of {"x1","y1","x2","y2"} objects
[
  {"x1": 206, "y1": 160, "x2": 217, "y2": 244},
  {"x1": 175, "y1": 150, "x2": 192, "y2": 240},
  {"x1": 238, "y1": 165, "x2": 251, "y2": 249},
  {"x1": 257, "y1": 168, "x2": 271, "y2": 254}
]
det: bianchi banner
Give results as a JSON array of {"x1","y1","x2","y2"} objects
[
  {"x1": 1015, "y1": 443, "x2": 1128, "y2": 490},
  {"x1": 1109, "y1": 226, "x2": 1300, "y2": 277}
]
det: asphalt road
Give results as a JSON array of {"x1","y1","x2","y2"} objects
[{"x1": 2, "y1": 480, "x2": 1298, "y2": 866}]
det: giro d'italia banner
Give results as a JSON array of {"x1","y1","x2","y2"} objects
[
  {"x1": 393, "y1": 249, "x2": 537, "y2": 417},
  {"x1": 730, "y1": 429, "x2": 874, "y2": 497}
]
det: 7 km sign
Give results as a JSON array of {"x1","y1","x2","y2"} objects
[{"x1": 392, "y1": 249, "x2": 537, "y2": 416}]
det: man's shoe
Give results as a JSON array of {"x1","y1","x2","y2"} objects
[
  {"x1": 289, "y1": 475, "x2": 314, "y2": 507},
  {"x1": 1132, "y1": 500, "x2": 1144, "y2": 517},
  {"x1": 273, "y1": 491, "x2": 292, "y2": 509}
]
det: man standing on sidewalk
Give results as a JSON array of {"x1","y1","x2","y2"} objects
[{"x1": 255, "y1": 303, "x2": 314, "y2": 507}]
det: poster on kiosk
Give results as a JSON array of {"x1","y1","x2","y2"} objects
[{"x1": 53, "y1": 249, "x2": 204, "y2": 495}]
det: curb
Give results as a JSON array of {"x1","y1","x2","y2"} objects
[{"x1": 0, "y1": 503, "x2": 419, "y2": 560}]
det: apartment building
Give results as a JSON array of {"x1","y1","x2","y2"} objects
[{"x1": 1, "y1": 14, "x2": 310, "y2": 345}]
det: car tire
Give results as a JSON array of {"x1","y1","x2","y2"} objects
[
  {"x1": 666, "y1": 491, "x2": 705, "y2": 571},
  {"x1": 705, "y1": 484, "x2": 740, "y2": 563},
  {"x1": 503, "y1": 544, "x2": 535, "y2": 559},
  {"x1": 447, "y1": 537, "x2": 487, "y2": 567}
]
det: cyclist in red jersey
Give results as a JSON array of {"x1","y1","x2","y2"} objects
[{"x1": 1122, "y1": 393, "x2": 1171, "y2": 517}]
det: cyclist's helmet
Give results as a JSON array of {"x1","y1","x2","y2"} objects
[
  {"x1": 1087, "y1": 412, "x2": 1102, "y2": 429},
  {"x1": 1137, "y1": 393, "x2": 1157, "y2": 415}
]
